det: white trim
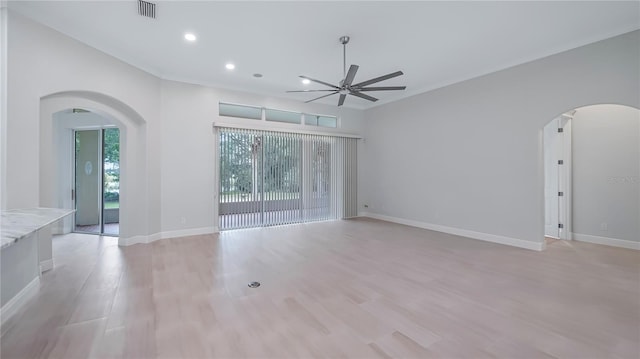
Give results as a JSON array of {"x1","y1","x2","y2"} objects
[
  {"x1": 558, "y1": 116, "x2": 572, "y2": 240},
  {"x1": 212, "y1": 121, "x2": 362, "y2": 139},
  {"x1": 147, "y1": 232, "x2": 161, "y2": 243},
  {"x1": 213, "y1": 128, "x2": 220, "y2": 230},
  {"x1": 118, "y1": 226, "x2": 219, "y2": 246},
  {"x1": 118, "y1": 235, "x2": 147, "y2": 246},
  {"x1": 156, "y1": 227, "x2": 218, "y2": 241},
  {"x1": 361, "y1": 212, "x2": 545, "y2": 251},
  {"x1": 39, "y1": 259, "x2": 54, "y2": 273},
  {"x1": 1, "y1": 276, "x2": 40, "y2": 328},
  {"x1": 573, "y1": 233, "x2": 640, "y2": 250}
]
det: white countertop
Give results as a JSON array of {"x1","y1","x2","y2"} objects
[{"x1": 1, "y1": 208, "x2": 75, "y2": 249}]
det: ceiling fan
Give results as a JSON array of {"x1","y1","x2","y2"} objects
[{"x1": 287, "y1": 36, "x2": 406, "y2": 106}]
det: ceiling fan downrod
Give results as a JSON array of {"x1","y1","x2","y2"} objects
[{"x1": 340, "y1": 36, "x2": 350, "y2": 80}]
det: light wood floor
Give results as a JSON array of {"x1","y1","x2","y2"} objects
[{"x1": 1, "y1": 218, "x2": 639, "y2": 358}]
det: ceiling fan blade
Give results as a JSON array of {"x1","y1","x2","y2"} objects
[
  {"x1": 299, "y1": 75, "x2": 339, "y2": 89},
  {"x1": 286, "y1": 89, "x2": 339, "y2": 93},
  {"x1": 305, "y1": 91, "x2": 339, "y2": 103},
  {"x1": 349, "y1": 91, "x2": 378, "y2": 102},
  {"x1": 343, "y1": 64, "x2": 359, "y2": 87},
  {"x1": 338, "y1": 94, "x2": 347, "y2": 106},
  {"x1": 358, "y1": 86, "x2": 406, "y2": 91},
  {"x1": 353, "y1": 71, "x2": 404, "y2": 88}
]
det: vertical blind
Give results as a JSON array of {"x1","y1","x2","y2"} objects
[{"x1": 217, "y1": 127, "x2": 358, "y2": 230}]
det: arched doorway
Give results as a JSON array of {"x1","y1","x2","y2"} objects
[
  {"x1": 39, "y1": 91, "x2": 147, "y2": 246},
  {"x1": 543, "y1": 104, "x2": 639, "y2": 249}
]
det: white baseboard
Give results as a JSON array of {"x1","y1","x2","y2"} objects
[
  {"x1": 118, "y1": 235, "x2": 147, "y2": 246},
  {"x1": 1, "y1": 276, "x2": 40, "y2": 328},
  {"x1": 118, "y1": 227, "x2": 219, "y2": 246},
  {"x1": 39, "y1": 259, "x2": 54, "y2": 273},
  {"x1": 573, "y1": 233, "x2": 640, "y2": 250},
  {"x1": 156, "y1": 226, "x2": 219, "y2": 242},
  {"x1": 361, "y1": 212, "x2": 544, "y2": 251}
]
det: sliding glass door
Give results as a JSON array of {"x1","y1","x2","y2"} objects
[
  {"x1": 75, "y1": 130, "x2": 101, "y2": 233},
  {"x1": 74, "y1": 128, "x2": 120, "y2": 236},
  {"x1": 218, "y1": 127, "x2": 357, "y2": 230}
]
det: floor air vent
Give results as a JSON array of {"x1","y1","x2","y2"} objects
[{"x1": 138, "y1": 0, "x2": 156, "y2": 19}]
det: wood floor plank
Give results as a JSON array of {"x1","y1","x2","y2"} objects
[{"x1": 0, "y1": 219, "x2": 638, "y2": 358}]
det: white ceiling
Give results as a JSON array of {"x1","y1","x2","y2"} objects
[{"x1": 7, "y1": 1, "x2": 640, "y2": 109}]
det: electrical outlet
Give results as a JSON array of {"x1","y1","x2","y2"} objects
[
  {"x1": 600, "y1": 222, "x2": 608, "y2": 231},
  {"x1": 180, "y1": 217, "x2": 186, "y2": 224}
]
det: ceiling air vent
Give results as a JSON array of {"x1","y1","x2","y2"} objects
[{"x1": 138, "y1": 0, "x2": 156, "y2": 19}]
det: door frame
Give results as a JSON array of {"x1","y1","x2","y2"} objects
[
  {"x1": 544, "y1": 112, "x2": 573, "y2": 240},
  {"x1": 557, "y1": 113, "x2": 573, "y2": 240}
]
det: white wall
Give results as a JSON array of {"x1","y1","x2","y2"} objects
[
  {"x1": 3, "y1": 11, "x2": 365, "y2": 244},
  {"x1": 572, "y1": 105, "x2": 639, "y2": 243},
  {"x1": 159, "y1": 80, "x2": 365, "y2": 237},
  {"x1": 5, "y1": 11, "x2": 160, "y2": 243},
  {"x1": 362, "y1": 30, "x2": 640, "y2": 249},
  {"x1": 1, "y1": 7, "x2": 8, "y2": 210},
  {"x1": 543, "y1": 117, "x2": 560, "y2": 238}
]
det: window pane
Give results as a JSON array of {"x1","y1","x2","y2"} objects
[
  {"x1": 304, "y1": 114, "x2": 338, "y2": 128},
  {"x1": 317, "y1": 115, "x2": 337, "y2": 128},
  {"x1": 265, "y1": 109, "x2": 301, "y2": 124},
  {"x1": 305, "y1": 114, "x2": 337, "y2": 128},
  {"x1": 103, "y1": 128, "x2": 120, "y2": 236},
  {"x1": 304, "y1": 114, "x2": 318, "y2": 126},
  {"x1": 219, "y1": 103, "x2": 262, "y2": 120}
]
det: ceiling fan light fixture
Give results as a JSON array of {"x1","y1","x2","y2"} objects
[{"x1": 287, "y1": 35, "x2": 405, "y2": 107}]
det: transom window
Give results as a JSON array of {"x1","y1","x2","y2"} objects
[{"x1": 218, "y1": 102, "x2": 338, "y2": 128}]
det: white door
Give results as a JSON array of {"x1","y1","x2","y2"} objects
[{"x1": 544, "y1": 118, "x2": 561, "y2": 238}]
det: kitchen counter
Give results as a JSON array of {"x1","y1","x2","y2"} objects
[
  {"x1": 1, "y1": 208, "x2": 75, "y2": 325},
  {"x1": 1, "y1": 208, "x2": 75, "y2": 249}
]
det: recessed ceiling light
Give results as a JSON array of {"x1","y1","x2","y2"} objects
[
  {"x1": 301, "y1": 79, "x2": 311, "y2": 85},
  {"x1": 253, "y1": 73, "x2": 263, "y2": 78},
  {"x1": 225, "y1": 63, "x2": 235, "y2": 70},
  {"x1": 184, "y1": 33, "x2": 197, "y2": 42}
]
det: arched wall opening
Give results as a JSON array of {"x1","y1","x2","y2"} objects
[
  {"x1": 39, "y1": 91, "x2": 148, "y2": 246},
  {"x1": 541, "y1": 103, "x2": 639, "y2": 250}
]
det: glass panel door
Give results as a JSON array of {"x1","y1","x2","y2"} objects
[
  {"x1": 75, "y1": 130, "x2": 101, "y2": 234},
  {"x1": 219, "y1": 130, "x2": 264, "y2": 229},
  {"x1": 218, "y1": 128, "x2": 355, "y2": 230},
  {"x1": 263, "y1": 133, "x2": 302, "y2": 226},
  {"x1": 103, "y1": 128, "x2": 120, "y2": 236}
]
